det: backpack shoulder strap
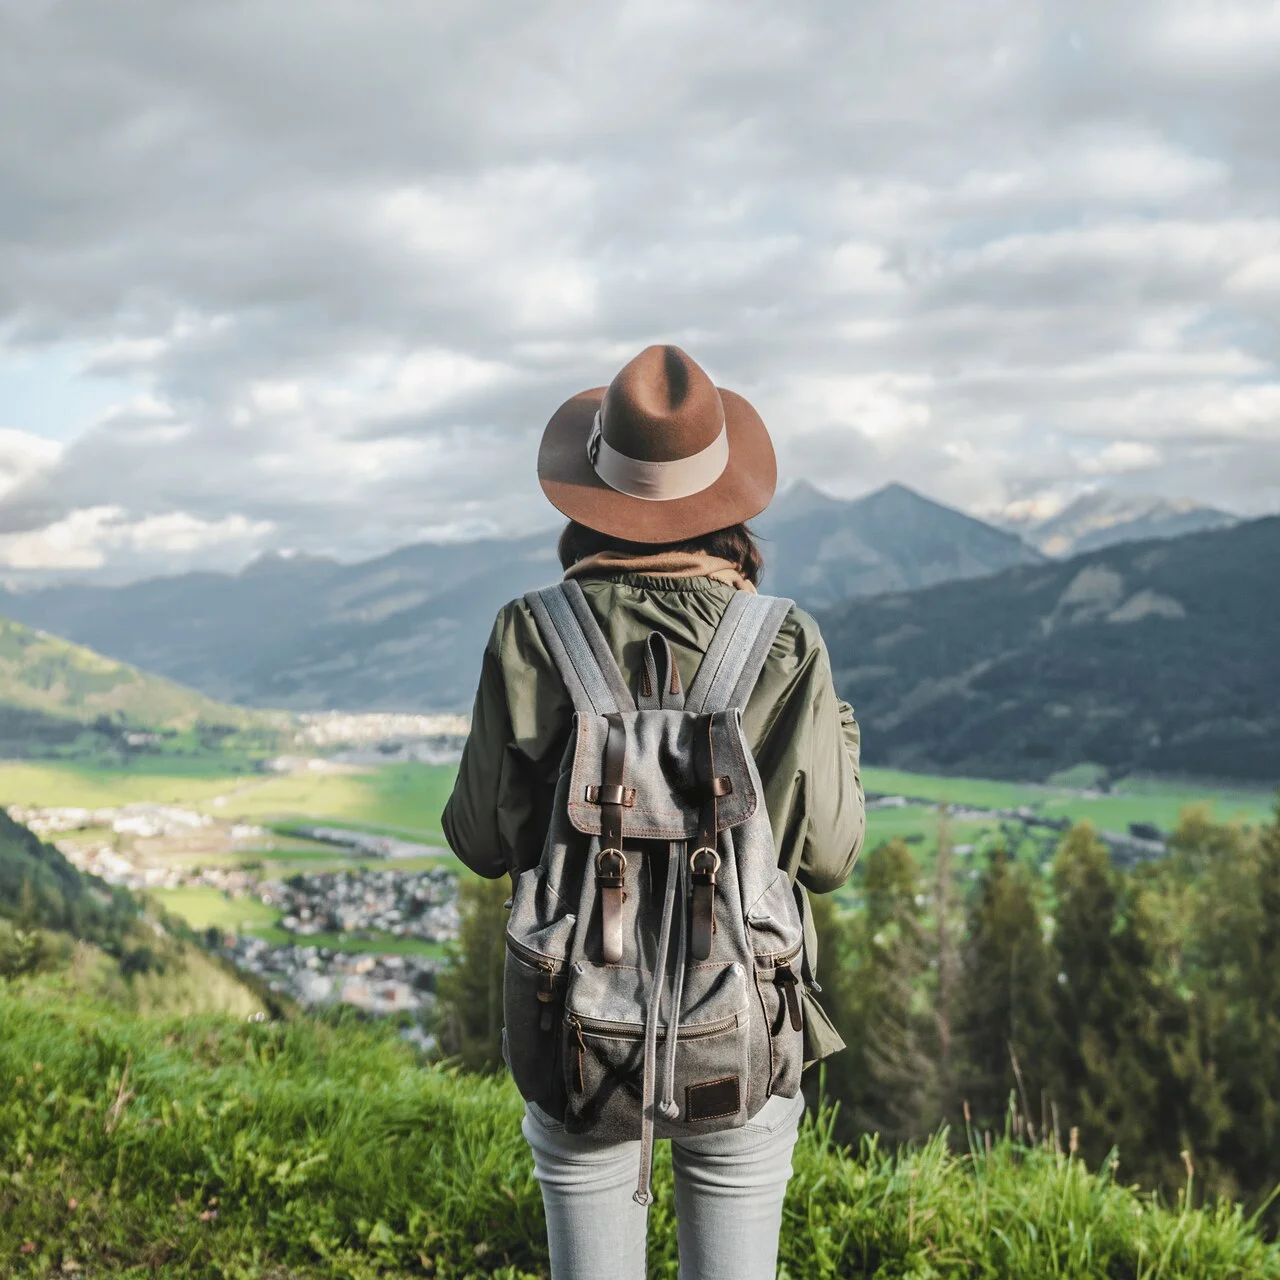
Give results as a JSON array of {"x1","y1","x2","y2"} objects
[
  {"x1": 685, "y1": 592, "x2": 793, "y2": 714},
  {"x1": 524, "y1": 580, "x2": 637, "y2": 716}
]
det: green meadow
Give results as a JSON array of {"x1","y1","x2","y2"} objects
[
  {"x1": 1, "y1": 756, "x2": 1271, "y2": 871},
  {"x1": 151, "y1": 885, "x2": 281, "y2": 932},
  {"x1": 4, "y1": 754, "x2": 1274, "y2": 937}
]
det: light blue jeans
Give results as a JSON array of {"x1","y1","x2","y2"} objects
[{"x1": 522, "y1": 1091, "x2": 805, "y2": 1280}]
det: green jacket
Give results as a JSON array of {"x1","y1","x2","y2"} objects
[{"x1": 442, "y1": 572, "x2": 866, "y2": 1060}]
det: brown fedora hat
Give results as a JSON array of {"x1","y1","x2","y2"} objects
[{"x1": 538, "y1": 345, "x2": 777, "y2": 543}]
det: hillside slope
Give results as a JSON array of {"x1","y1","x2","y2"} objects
[
  {"x1": 0, "y1": 484, "x2": 1041, "y2": 711},
  {"x1": 4, "y1": 990, "x2": 1277, "y2": 1278},
  {"x1": 0, "y1": 616, "x2": 262, "y2": 728},
  {"x1": 0, "y1": 614, "x2": 280, "y2": 756},
  {"x1": 0, "y1": 808, "x2": 266, "y2": 1016},
  {"x1": 821, "y1": 516, "x2": 1280, "y2": 782}
]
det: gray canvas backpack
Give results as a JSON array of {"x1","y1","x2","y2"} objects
[{"x1": 502, "y1": 580, "x2": 806, "y2": 1204}]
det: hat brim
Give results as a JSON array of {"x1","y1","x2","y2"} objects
[{"x1": 537, "y1": 386, "x2": 777, "y2": 543}]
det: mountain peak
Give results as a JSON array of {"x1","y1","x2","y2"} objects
[
  {"x1": 768, "y1": 479, "x2": 848, "y2": 520},
  {"x1": 1013, "y1": 488, "x2": 1238, "y2": 557}
]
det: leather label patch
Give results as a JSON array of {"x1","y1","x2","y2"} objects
[{"x1": 686, "y1": 1075, "x2": 740, "y2": 1122}]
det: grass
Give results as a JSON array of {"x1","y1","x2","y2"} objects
[
  {"x1": 0, "y1": 759, "x2": 457, "y2": 839},
  {"x1": 1, "y1": 987, "x2": 1276, "y2": 1280},
  {"x1": 0, "y1": 760, "x2": 244, "y2": 808},
  {"x1": 4, "y1": 757, "x2": 1269, "y2": 859},
  {"x1": 861, "y1": 766, "x2": 1275, "y2": 828},
  {"x1": 249, "y1": 925, "x2": 447, "y2": 958},
  {"x1": 151, "y1": 886, "x2": 280, "y2": 933}
]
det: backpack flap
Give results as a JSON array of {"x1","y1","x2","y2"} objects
[{"x1": 565, "y1": 709, "x2": 757, "y2": 840}]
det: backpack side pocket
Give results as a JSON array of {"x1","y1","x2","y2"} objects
[
  {"x1": 747, "y1": 870, "x2": 806, "y2": 1100},
  {"x1": 503, "y1": 865, "x2": 576, "y2": 1115}
]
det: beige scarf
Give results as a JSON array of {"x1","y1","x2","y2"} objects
[{"x1": 563, "y1": 549, "x2": 756, "y2": 593}]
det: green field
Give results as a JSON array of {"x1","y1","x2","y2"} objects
[
  {"x1": 151, "y1": 886, "x2": 280, "y2": 932},
  {"x1": 249, "y1": 924, "x2": 446, "y2": 958},
  {"x1": 6, "y1": 754, "x2": 1276, "y2": 928},
  {"x1": 862, "y1": 766, "x2": 1274, "y2": 826},
  {"x1": 0, "y1": 759, "x2": 457, "y2": 836}
]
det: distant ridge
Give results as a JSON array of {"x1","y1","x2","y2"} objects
[
  {"x1": 1004, "y1": 490, "x2": 1238, "y2": 558},
  {"x1": 0, "y1": 484, "x2": 1044, "y2": 711},
  {"x1": 819, "y1": 515, "x2": 1280, "y2": 783}
]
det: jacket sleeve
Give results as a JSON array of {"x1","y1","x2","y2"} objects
[
  {"x1": 796, "y1": 644, "x2": 866, "y2": 895},
  {"x1": 441, "y1": 613, "x2": 512, "y2": 879}
]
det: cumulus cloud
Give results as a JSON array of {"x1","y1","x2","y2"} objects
[
  {"x1": 0, "y1": 0, "x2": 1278, "y2": 581},
  {"x1": 0, "y1": 507, "x2": 273, "y2": 576}
]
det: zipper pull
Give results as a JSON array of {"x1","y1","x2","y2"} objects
[
  {"x1": 536, "y1": 965, "x2": 557, "y2": 1030},
  {"x1": 536, "y1": 965, "x2": 557, "y2": 1002},
  {"x1": 567, "y1": 1015, "x2": 587, "y2": 1093},
  {"x1": 775, "y1": 965, "x2": 804, "y2": 1033}
]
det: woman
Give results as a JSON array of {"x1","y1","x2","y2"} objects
[{"x1": 443, "y1": 344, "x2": 865, "y2": 1280}]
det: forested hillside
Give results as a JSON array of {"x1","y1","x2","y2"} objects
[
  {"x1": 0, "y1": 615, "x2": 281, "y2": 759},
  {"x1": 0, "y1": 808, "x2": 267, "y2": 1015},
  {"x1": 821, "y1": 516, "x2": 1280, "y2": 781}
]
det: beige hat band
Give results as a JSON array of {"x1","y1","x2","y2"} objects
[{"x1": 587, "y1": 410, "x2": 730, "y2": 502}]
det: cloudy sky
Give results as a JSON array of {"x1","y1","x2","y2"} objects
[{"x1": 1, "y1": 0, "x2": 1278, "y2": 582}]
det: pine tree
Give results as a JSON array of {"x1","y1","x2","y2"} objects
[
  {"x1": 858, "y1": 838, "x2": 936, "y2": 1142},
  {"x1": 956, "y1": 845, "x2": 1053, "y2": 1140},
  {"x1": 435, "y1": 875, "x2": 510, "y2": 1072},
  {"x1": 1051, "y1": 823, "x2": 1224, "y2": 1187},
  {"x1": 1193, "y1": 801, "x2": 1280, "y2": 1204},
  {"x1": 805, "y1": 890, "x2": 868, "y2": 1139},
  {"x1": 0, "y1": 879, "x2": 50, "y2": 983},
  {"x1": 933, "y1": 808, "x2": 960, "y2": 1118}
]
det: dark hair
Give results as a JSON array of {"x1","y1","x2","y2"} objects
[{"x1": 557, "y1": 520, "x2": 764, "y2": 586}]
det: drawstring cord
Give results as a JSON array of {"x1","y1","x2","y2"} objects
[
  {"x1": 634, "y1": 841, "x2": 682, "y2": 1205},
  {"x1": 657, "y1": 848, "x2": 689, "y2": 1123}
]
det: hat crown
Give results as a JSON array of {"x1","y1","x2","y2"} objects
[{"x1": 600, "y1": 345, "x2": 725, "y2": 464}]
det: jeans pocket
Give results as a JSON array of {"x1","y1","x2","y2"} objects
[
  {"x1": 743, "y1": 1089, "x2": 804, "y2": 1135},
  {"x1": 525, "y1": 1099, "x2": 567, "y2": 1134}
]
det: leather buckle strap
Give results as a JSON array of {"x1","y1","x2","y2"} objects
[
  {"x1": 689, "y1": 713, "x2": 722, "y2": 961},
  {"x1": 598, "y1": 713, "x2": 628, "y2": 964},
  {"x1": 689, "y1": 845, "x2": 718, "y2": 961},
  {"x1": 595, "y1": 847, "x2": 628, "y2": 885},
  {"x1": 585, "y1": 783, "x2": 636, "y2": 806}
]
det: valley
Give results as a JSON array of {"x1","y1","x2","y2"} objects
[{"x1": 5, "y1": 744, "x2": 1271, "y2": 1022}]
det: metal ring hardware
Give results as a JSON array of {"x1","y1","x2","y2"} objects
[
  {"x1": 596, "y1": 848, "x2": 628, "y2": 876},
  {"x1": 689, "y1": 846, "x2": 720, "y2": 876}
]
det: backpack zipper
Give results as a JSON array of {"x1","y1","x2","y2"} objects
[
  {"x1": 506, "y1": 934, "x2": 569, "y2": 973},
  {"x1": 566, "y1": 1011, "x2": 740, "y2": 1042},
  {"x1": 753, "y1": 938, "x2": 803, "y2": 968},
  {"x1": 506, "y1": 935, "x2": 568, "y2": 1030},
  {"x1": 564, "y1": 1011, "x2": 741, "y2": 1094}
]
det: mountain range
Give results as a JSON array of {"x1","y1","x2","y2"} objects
[
  {"x1": 0, "y1": 485, "x2": 1273, "y2": 784},
  {"x1": 819, "y1": 516, "x2": 1280, "y2": 783},
  {"x1": 1002, "y1": 491, "x2": 1238, "y2": 558},
  {"x1": 0, "y1": 483, "x2": 1044, "y2": 712},
  {"x1": 753, "y1": 481, "x2": 1041, "y2": 606}
]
